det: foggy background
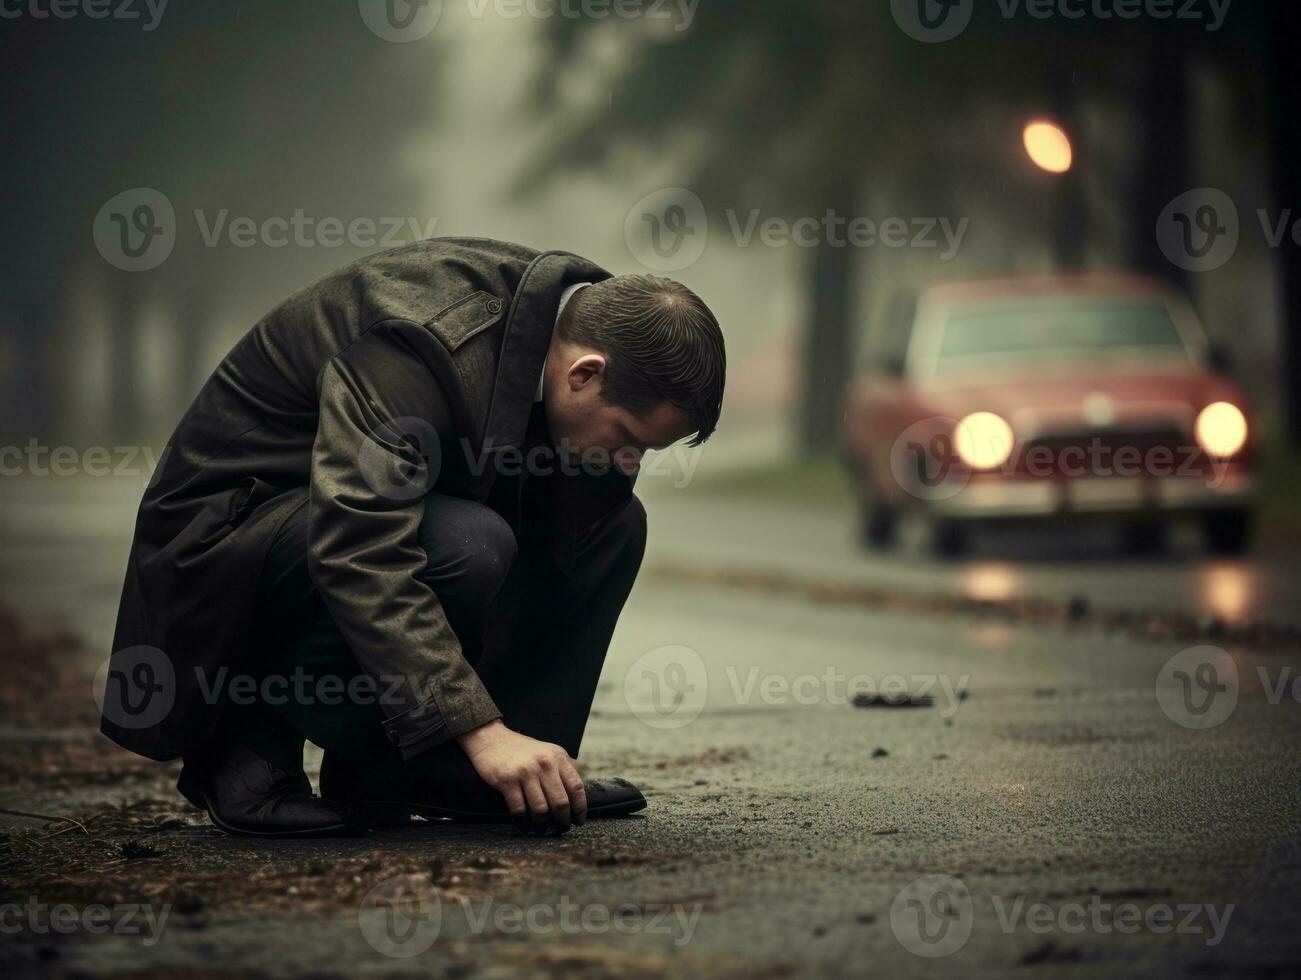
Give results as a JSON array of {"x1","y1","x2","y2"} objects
[{"x1": 3, "y1": 1, "x2": 1294, "y2": 462}]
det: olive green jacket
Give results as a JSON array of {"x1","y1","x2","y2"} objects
[{"x1": 102, "y1": 238, "x2": 613, "y2": 761}]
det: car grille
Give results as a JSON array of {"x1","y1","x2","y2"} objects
[{"x1": 1010, "y1": 427, "x2": 1215, "y2": 478}]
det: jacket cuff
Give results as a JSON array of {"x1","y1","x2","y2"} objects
[{"x1": 382, "y1": 687, "x2": 502, "y2": 760}]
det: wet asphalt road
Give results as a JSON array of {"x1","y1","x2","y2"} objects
[{"x1": 2, "y1": 474, "x2": 1300, "y2": 976}]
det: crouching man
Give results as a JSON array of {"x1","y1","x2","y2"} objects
[{"x1": 101, "y1": 238, "x2": 726, "y2": 838}]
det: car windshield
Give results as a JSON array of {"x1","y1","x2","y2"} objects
[{"x1": 937, "y1": 299, "x2": 1191, "y2": 365}]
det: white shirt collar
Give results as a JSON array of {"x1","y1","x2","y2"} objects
[{"x1": 536, "y1": 281, "x2": 592, "y2": 403}]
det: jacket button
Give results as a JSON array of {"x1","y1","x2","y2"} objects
[{"x1": 486, "y1": 299, "x2": 503, "y2": 314}]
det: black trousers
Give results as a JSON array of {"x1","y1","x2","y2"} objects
[{"x1": 215, "y1": 469, "x2": 646, "y2": 789}]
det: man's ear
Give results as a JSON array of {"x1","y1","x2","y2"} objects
[{"x1": 567, "y1": 353, "x2": 607, "y2": 392}]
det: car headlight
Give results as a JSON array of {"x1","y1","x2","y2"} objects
[
  {"x1": 1195, "y1": 402, "x2": 1248, "y2": 458},
  {"x1": 954, "y1": 412, "x2": 1014, "y2": 470}
]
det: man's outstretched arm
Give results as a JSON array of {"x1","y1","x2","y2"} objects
[{"x1": 305, "y1": 320, "x2": 585, "y2": 828}]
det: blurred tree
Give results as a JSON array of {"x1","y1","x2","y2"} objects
[
  {"x1": 1, "y1": 2, "x2": 440, "y2": 440},
  {"x1": 521, "y1": 3, "x2": 1143, "y2": 452}
]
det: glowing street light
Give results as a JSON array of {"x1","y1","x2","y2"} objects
[{"x1": 1023, "y1": 120, "x2": 1073, "y2": 173}]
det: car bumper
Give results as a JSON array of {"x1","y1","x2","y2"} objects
[{"x1": 929, "y1": 471, "x2": 1254, "y2": 520}]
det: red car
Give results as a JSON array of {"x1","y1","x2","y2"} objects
[{"x1": 842, "y1": 274, "x2": 1257, "y2": 556}]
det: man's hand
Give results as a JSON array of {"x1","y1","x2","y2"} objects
[{"x1": 457, "y1": 720, "x2": 587, "y2": 832}]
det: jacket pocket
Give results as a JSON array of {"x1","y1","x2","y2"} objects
[{"x1": 424, "y1": 290, "x2": 505, "y2": 352}]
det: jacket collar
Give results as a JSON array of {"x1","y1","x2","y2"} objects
[{"x1": 481, "y1": 250, "x2": 610, "y2": 453}]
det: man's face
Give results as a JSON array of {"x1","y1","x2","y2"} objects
[{"x1": 543, "y1": 352, "x2": 696, "y2": 475}]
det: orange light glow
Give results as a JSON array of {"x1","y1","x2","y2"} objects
[
  {"x1": 1023, "y1": 121, "x2": 1073, "y2": 174},
  {"x1": 962, "y1": 563, "x2": 1020, "y2": 603},
  {"x1": 1198, "y1": 564, "x2": 1254, "y2": 623}
]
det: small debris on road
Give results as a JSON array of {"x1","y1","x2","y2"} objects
[{"x1": 852, "y1": 692, "x2": 933, "y2": 709}]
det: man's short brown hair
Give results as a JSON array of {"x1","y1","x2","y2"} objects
[{"x1": 558, "y1": 274, "x2": 726, "y2": 445}]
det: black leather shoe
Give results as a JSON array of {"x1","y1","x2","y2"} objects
[
  {"x1": 178, "y1": 743, "x2": 368, "y2": 839},
  {"x1": 579, "y1": 777, "x2": 647, "y2": 818},
  {"x1": 320, "y1": 756, "x2": 646, "y2": 830}
]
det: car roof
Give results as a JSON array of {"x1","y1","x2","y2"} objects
[{"x1": 921, "y1": 272, "x2": 1179, "y2": 307}]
